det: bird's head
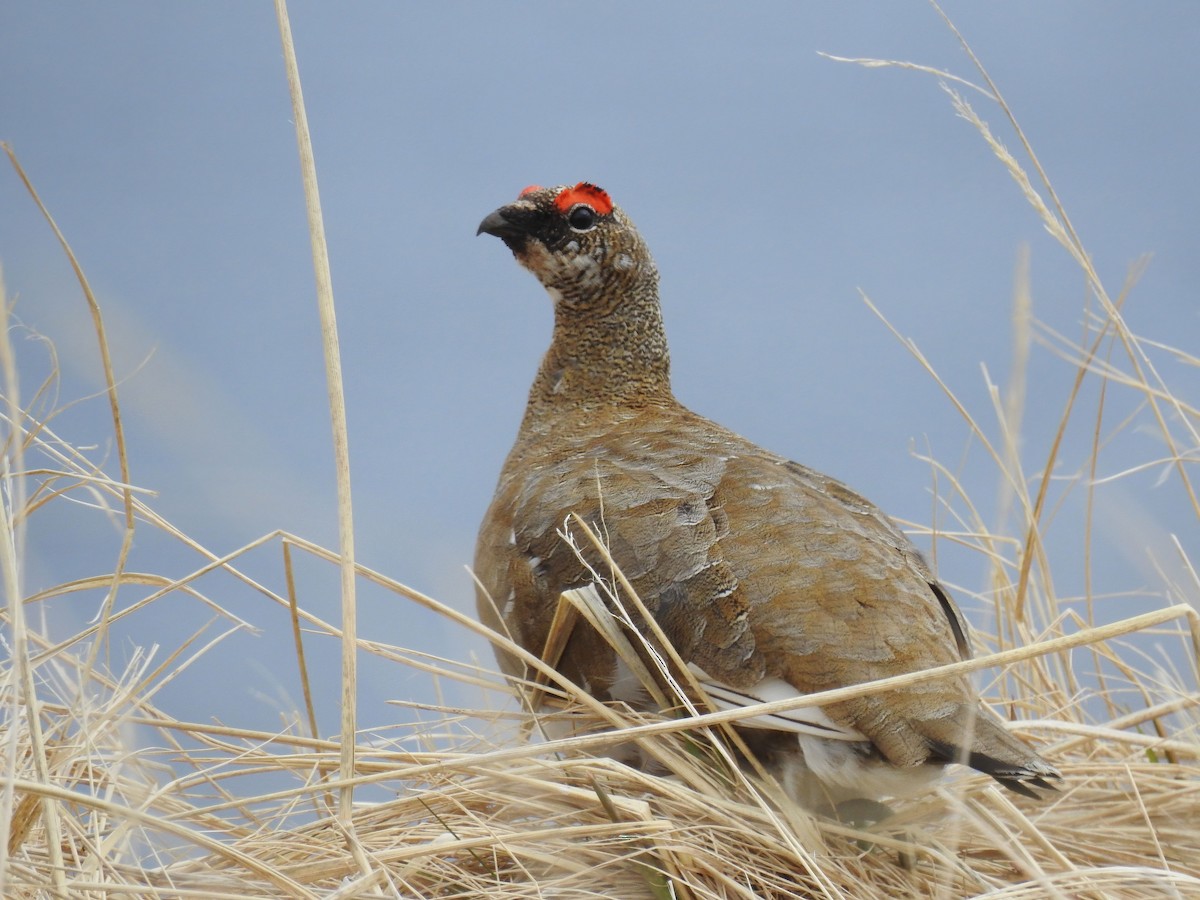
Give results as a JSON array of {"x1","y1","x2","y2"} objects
[{"x1": 477, "y1": 183, "x2": 657, "y2": 311}]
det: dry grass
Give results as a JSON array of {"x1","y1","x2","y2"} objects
[{"x1": 3, "y1": 4, "x2": 1198, "y2": 898}]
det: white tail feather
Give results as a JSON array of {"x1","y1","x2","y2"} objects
[{"x1": 688, "y1": 665, "x2": 867, "y2": 742}]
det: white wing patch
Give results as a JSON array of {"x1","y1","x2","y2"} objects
[{"x1": 689, "y1": 665, "x2": 867, "y2": 742}]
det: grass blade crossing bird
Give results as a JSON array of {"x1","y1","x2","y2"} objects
[{"x1": 474, "y1": 182, "x2": 1061, "y2": 807}]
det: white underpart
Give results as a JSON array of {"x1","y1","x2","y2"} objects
[
  {"x1": 801, "y1": 738, "x2": 943, "y2": 799},
  {"x1": 608, "y1": 656, "x2": 651, "y2": 706},
  {"x1": 536, "y1": 710, "x2": 581, "y2": 746},
  {"x1": 688, "y1": 665, "x2": 865, "y2": 741},
  {"x1": 614, "y1": 252, "x2": 634, "y2": 271}
]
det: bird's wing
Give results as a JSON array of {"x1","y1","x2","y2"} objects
[{"x1": 488, "y1": 410, "x2": 773, "y2": 699}]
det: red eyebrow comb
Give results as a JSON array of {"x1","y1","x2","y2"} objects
[{"x1": 553, "y1": 182, "x2": 613, "y2": 215}]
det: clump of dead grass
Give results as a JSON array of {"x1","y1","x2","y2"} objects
[{"x1": 3, "y1": 4, "x2": 1199, "y2": 898}]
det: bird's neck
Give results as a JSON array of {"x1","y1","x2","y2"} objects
[{"x1": 524, "y1": 283, "x2": 674, "y2": 421}]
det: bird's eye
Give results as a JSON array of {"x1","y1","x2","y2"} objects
[{"x1": 567, "y1": 204, "x2": 598, "y2": 232}]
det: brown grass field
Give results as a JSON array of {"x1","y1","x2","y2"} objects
[{"x1": 2, "y1": 4, "x2": 1197, "y2": 898}]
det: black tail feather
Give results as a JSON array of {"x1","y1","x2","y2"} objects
[{"x1": 928, "y1": 739, "x2": 1062, "y2": 799}]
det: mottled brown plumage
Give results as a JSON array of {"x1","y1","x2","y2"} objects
[{"x1": 474, "y1": 183, "x2": 1059, "y2": 806}]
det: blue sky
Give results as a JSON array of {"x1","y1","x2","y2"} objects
[{"x1": 2, "y1": 3, "x2": 1196, "y2": 735}]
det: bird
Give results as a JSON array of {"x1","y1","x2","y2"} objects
[{"x1": 473, "y1": 181, "x2": 1060, "y2": 808}]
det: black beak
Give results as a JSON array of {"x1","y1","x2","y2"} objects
[{"x1": 476, "y1": 207, "x2": 525, "y2": 239}]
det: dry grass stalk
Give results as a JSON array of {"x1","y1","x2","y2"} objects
[{"x1": 274, "y1": 0, "x2": 361, "y2": 840}]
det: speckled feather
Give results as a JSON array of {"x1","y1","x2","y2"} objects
[{"x1": 475, "y1": 183, "x2": 1060, "y2": 803}]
